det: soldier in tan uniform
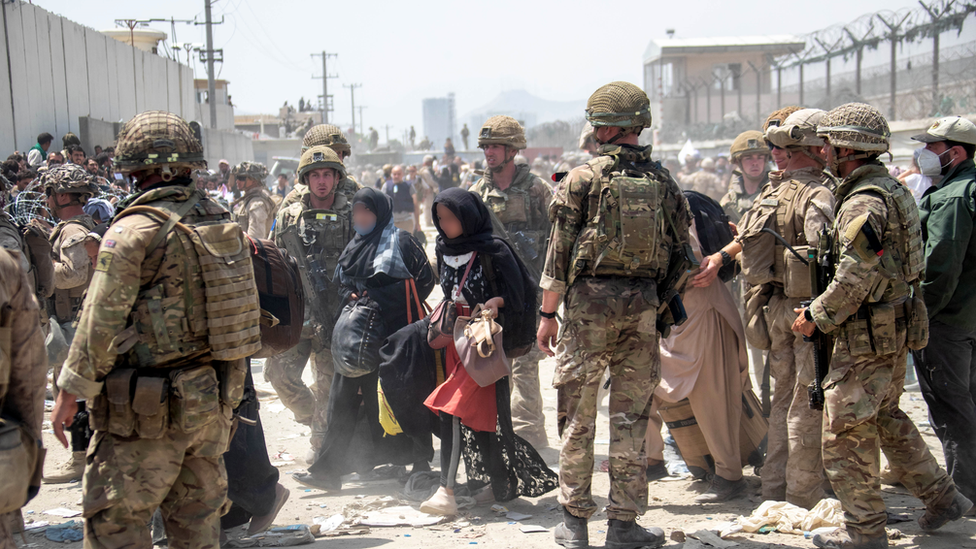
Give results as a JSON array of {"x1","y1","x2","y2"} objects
[
  {"x1": 720, "y1": 131, "x2": 771, "y2": 224},
  {"x1": 790, "y1": 103, "x2": 971, "y2": 549},
  {"x1": 41, "y1": 164, "x2": 99, "y2": 484},
  {"x1": 418, "y1": 154, "x2": 439, "y2": 228},
  {"x1": 0, "y1": 248, "x2": 47, "y2": 547},
  {"x1": 50, "y1": 110, "x2": 260, "y2": 549},
  {"x1": 232, "y1": 161, "x2": 276, "y2": 239},
  {"x1": 470, "y1": 115, "x2": 551, "y2": 448},
  {"x1": 269, "y1": 147, "x2": 353, "y2": 462},
  {"x1": 695, "y1": 109, "x2": 836, "y2": 507},
  {"x1": 281, "y1": 124, "x2": 360, "y2": 210},
  {"x1": 682, "y1": 157, "x2": 726, "y2": 201}
]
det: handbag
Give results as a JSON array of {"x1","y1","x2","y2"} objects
[
  {"x1": 453, "y1": 304, "x2": 511, "y2": 387},
  {"x1": 332, "y1": 296, "x2": 387, "y2": 378},
  {"x1": 427, "y1": 252, "x2": 477, "y2": 349}
]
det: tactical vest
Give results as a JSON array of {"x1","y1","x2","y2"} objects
[
  {"x1": 569, "y1": 160, "x2": 676, "y2": 283},
  {"x1": 48, "y1": 216, "x2": 96, "y2": 324},
  {"x1": 114, "y1": 193, "x2": 262, "y2": 368},
  {"x1": 834, "y1": 173, "x2": 924, "y2": 304},
  {"x1": 478, "y1": 173, "x2": 548, "y2": 268},
  {"x1": 738, "y1": 169, "x2": 822, "y2": 296}
]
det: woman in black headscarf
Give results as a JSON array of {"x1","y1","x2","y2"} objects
[
  {"x1": 294, "y1": 187, "x2": 434, "y2": 490},
  {"x1": 420, "y1": 188, "x2": 556, "y2": 516}
]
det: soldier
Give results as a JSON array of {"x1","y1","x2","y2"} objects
[
  {"x1": 0, "y1": 247, "x2": 47, "y2": 547},
  {"x1": 232, "y1": 161, "x2": 276, "y2": 239},
  {"x1": 50, "y1": 110, "x2": 260, "y2": 548},
  {"x1": 791, "y1": 103, "x2": 971, "y2": 548},
  {"x1": 694, "y1": 109, "x2": 836, "y2": 507},
  {"x1": 269, "y1": 146, "x2": 352, "y2": 462},
  {"x1": 681, "y1": 157, "x2": 726, "y2": 201},
  {"x1": 470, "y1": 115, "x2": 551, "y2": 448},
  {"x1": 281, "y1": 124, "x2": 359, "y2": 210},
  {"x1": 720, "y1": 130, "x2": 771, "y2": 224},
  {"x1": 418, "y1": 154, "x2": 439, "y2": 227},
  {"x1": 537, "y1": 81, "x2": 690, "y2": 549},
  {"x1": 460, "y1": 123, "x2": 470, "y2": 151},
  {"x1": 41, "y1": 164, "x2": 99, "y2": 485}
]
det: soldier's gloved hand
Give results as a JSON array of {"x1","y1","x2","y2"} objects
[
  {"x1": 51, "y1": 390, "x2": 79, "y2": 449},
  {"x1": 691, "y1": 253, "x2": 722, "y2": 288}
]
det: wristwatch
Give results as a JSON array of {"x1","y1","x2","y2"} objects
[
  {"x1": 804, "y1": 308, "x2": 814, "y2": 322},
  {"x1": 719, "y1": 250, "x2": 733, "y2": 267},
  {"x1": 539, "y1": 309, "x2": 556, "y2": 320}
]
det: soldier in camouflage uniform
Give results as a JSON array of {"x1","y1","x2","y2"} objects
[
  {"x1": 231, "y1": 161, "x2": 276, "y2": 239},
  {"x1": 269, "y1": 146, "x2": 353, "y2": 462},
  {"x1": 41, "y1": 164, "x2": 99, "y2": 484},
  {"x1": 50, "y1": 111, "x2": 261, "y2": 549},
  {"x1": 0, "y1": 247, "x2": 47, "y2": 547},
  {"x1": 694, "y1": 109, "x2": 836, "y2": 507},
  {"x1": 281, "y1": 124, "x2": 360, "y2": 210},
  {"x1": 470, "y1": 115, "x2": 551, "y2": 448},
  {"x1": 791, "y1": 103, "x2": 971, "y2": 549},
  {"x1": 538, "y1": 82, "x2": 691, "y2": 549},
  {"x1": 720, "y1": 130, "x2": 771, "y2": 224}
]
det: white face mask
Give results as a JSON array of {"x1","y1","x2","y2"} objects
[{"x1": 915, "y1": 148, "x2": 943, "y2": 178}]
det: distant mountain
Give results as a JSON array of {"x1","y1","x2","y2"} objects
[{"x1": 461, "y1": 89, "x2": 585, "y2": 129}]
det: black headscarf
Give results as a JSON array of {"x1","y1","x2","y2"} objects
[
  {"x1": 432, "y1": 188, "x2": 538, "y2": 352},
  {"x1": 337, "y1": 187, "x2": 394, "y2": 279}
]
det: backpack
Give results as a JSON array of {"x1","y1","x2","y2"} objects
[
  {"x1": 684, "y1": 190, "x2": 738, "y2": 283},
  {"x1": 247, "y1": 236, "x2": 305, "y2": 358}
]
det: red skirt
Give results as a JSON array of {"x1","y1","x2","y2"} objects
[{"x1": 424, "y1": 304, "x2": 498, "y2": 432}]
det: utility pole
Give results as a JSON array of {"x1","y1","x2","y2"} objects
[
  {"x1": 311, "y1": 52, "x2": 338, "y2": 123},
  {"x1": 195, "y1": 1, "x2": 225, "y2": 129},
  {"x1": 358, "y1": 106, "x2": 367, "y2": 136},
  {"x1": 383, "y1": 124, "x2": 393, "y2": 143},
  {"x1": 344, "y1": 83, "x2": 361, "y2": 134}
]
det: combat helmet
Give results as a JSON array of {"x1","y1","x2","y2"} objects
[
  {"x1": 817, "y1": 103, "x2": 890, "y2": 154},
  {"x1": 302, "y1": 124, "x2": 351, "y2": 156},
  {"x1": 114, "y1": 111, "x2": 206, "y2": 179},
  {"x1": 41, "y1": 163, "x2": 98, "y2": 201},
  {"x1": 585, "y1": 81, "x2": 652, "y2": 129},
  {"x1": 763, "y1": 106, "x2": 802, "y2": 131},
  {"x1": 298, "y1": 146, "x2": 345, "y2": 183},
  {"x1": 730, "y1": 130, "x2": 770, "y2": 163},
  {"x1": 232, "y1": 161, "x2": 269, "y2": 183},
  {"x1": 478, "y1": 115, "x2": 527, "y2": 150}
]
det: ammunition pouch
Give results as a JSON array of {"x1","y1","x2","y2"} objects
[
  {"x1": 905, "y1": 283, "x2": 929, "y2": 350},
  {"x1": 783, "y1": 245, "x2": 812, "y2": 299},
  {"x1": 842, "y1": 302, "x2": 907, "y2": 357}
]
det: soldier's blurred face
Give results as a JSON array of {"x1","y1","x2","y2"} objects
[
  {"x1": 738, "y1": 154, "x2": 767, "y2": 179},
  {"x1": 434, "y1": 203, "x2": 463, "y2": 239},
  {"x1": 482, "y1": 144, "x2": 513, "y2": 170},
  {"x1": 307, "y1": 167, "x2": 337, "y2": 198}
]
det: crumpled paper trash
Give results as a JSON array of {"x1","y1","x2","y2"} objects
[{"x1": 736, "y1": 499, "x2": 844, "y2": 535}]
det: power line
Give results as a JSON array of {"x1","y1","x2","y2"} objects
[{"x1": 344, "y1": 83, "x2": 362, "y2": 134}]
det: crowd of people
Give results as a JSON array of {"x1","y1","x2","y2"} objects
[{"x1": 1, "y1": 78, "x2": 975, "y2": 549}]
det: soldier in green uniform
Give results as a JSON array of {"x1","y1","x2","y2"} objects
[
  {"x1": 41, "y1": 164, "x2": 99, "y2": 485},
  {"x1": 50, "y1": 110, "x2": 261, "y2": 549},
  {"x1": 537, "y1": 81, "x2": 691, "y2": 549},
  {"x1": 791, "y1": 103, "x2": 971, "y2": 549},
  {"x1": 695, "y1": 109, "x2": 836, "y2": 506},
  {"x1": 281, "y1": 124, "x2": 360, "y2": 210},
  {"x1": 232, "y1": 161, "x2": 276, "y2": 240},
  {"x1": 469, "y1": 115, "x2": 551, "y2": 448},
  {"x1": 268, "y1": 146, "x2": 353, "y2": 462}
]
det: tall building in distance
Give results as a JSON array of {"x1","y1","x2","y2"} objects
[{"x1": 422, "y1": 93, "x2": 456, "y2": 151}]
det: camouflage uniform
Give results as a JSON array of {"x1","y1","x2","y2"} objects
[
  {"x1": 720, "y1": 169, "x2": 767, "y2": 225},
  {"x1": 47, "y1": 212, "x2": 96, "y2": 375},
  {"x1": 269, "y1": 177, "x2": 352, "y2": 455},
  {"x1": 737, "y1": 165, "x2": 834, "y2": 506},
  {"x1": 231, "y1": 162, "x2": 276, "y2": 240},
  {"x1": 57, "y1": 111, "x2": 260, "y2": 549},
  {"x1": 544, "y1": 144, "x2": 691, "y2": 521},
  {"x1": 682, "y1": 169, "x2": 726, "y2": 202},
  {"x1": 471, "y1": 162, "x2": 551, "y2": 447},
  {"x1": 0, "y1": 248, "x2": 47, "y2": 546}
]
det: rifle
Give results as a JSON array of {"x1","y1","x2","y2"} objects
[
  {"x1": 276, "y1": 224, "x2": 340, "y2": 347},
  {"x1": 803, "y1": 223, "x2": 834, "y2": 411}
]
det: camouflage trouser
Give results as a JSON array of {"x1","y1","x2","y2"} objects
[
  {"x1": 510, "y1": 345, "x2": 548, "y2": 448},
  {"x1": 823, "y1": 323, "x2": 951, "y2": 538},
  {"x1": 555, "y1": 277, "x2": 660, "y2": 521},
  {"x1": 264, "y1": 335, "x2": 334, "y2": 452},
  {"x1": 763, "y1": 293, "x2": 824, "y2": 508},
  {"x1": 82, "y1": 413, "x2": 231, "y2": 549}
]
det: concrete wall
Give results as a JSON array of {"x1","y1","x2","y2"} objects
[{"x1": 0, "y1": 1, "x2": 195, "y2": 155}]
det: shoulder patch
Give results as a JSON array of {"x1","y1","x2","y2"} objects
[
  {"x1": 95, "y1": 250, "x2": 114, "y2": 272},
  {"x1": 844, "y1": 212, "x2": 877, "y2": 262}
]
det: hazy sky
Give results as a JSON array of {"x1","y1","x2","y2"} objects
[{"x1": 39, "y1": 0, "x2": 926, "y2": 140}]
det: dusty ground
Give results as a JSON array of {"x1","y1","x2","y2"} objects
[{"x1": 22, "y1": 353, "x2": 976, "y2": 549}]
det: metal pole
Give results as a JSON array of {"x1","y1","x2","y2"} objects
[
  {"x1": 204, "y1": 0, "x2": 217, "y2": 129},
  {"x1": 932, "y1": 31, "x2": 940, "y2": 114},
  {"x1": 321, "y1": 52, "x2": 328, "y2": 123},
  {"x1": 799, "y1": 63, "x2": 805, "y2": 106}
]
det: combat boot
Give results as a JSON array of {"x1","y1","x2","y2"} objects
[
  {"x1": 645, "y1": 459, "x2": 669, "y2": 482},
  {"x1": 605, "y1": 518, "x2": 665, "y2": 549},
  {"x1": 43, "y1": 451, "x2": 85, "y2": 484},
  {"x1": 919, "y1": 488, "x2": 973, "y2": 532},
  {"x1": 695, "y1": 474, "x2": 747, "y2": 503},
  {"x1": 553, "y1": 507, "x2": 588, "y2": 549},
  {"x1": 812, "y1": 529, "x2": 887, "y2": 549}
]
